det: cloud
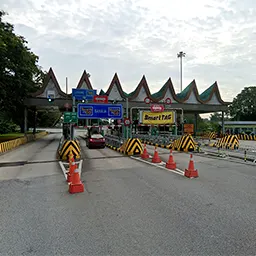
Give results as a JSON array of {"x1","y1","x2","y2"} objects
[{"x1": 2, "y1": 0, "x2": 256, "y2": 101}]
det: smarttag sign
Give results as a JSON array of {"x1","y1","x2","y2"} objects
[{"x1": 77, "y1": 103, "x2": 123, "y2": 119}]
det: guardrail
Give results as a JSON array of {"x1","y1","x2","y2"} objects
[{"x1": 105, "y1": 135, "x2": 124, "y2": 148}]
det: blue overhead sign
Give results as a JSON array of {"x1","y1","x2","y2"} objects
[
  {"x1": 72, "y1": 89, "x2": 97, "y2": 101},
  {"x1": 77, "y1": 103, "x2": 123, "y2": 119}
]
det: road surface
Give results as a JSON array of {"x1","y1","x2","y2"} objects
[{"x1": 0, "y1": 131, "x2": 255, "y2": 255}]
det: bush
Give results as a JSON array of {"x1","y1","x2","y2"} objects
[{"x1": 0, "y1": 112, "x2": 19, "y2": 134}]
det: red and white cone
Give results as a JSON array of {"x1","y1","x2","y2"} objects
[
  {"x1": 152, "y1": 146, "x2": 162, "y2": 163},
  {"x1": 184, "y1": 154, "x2": 199, "y2": 178},
  {"x1": 165, "y1": 149, "x2": 176, "y2": 170}
]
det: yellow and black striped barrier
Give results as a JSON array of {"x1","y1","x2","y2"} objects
[
  {"x1": 0, "y1": 131, "x2": 48, "y2": 154},
  {"x1": 213, "y1": 135, "x2": 239, "y2": 149},
  {"x1": 169, "y1": 134, "x2": 197, "y2": 152},
  {"x1": 203, "y1": 132, "x2": 217, "y2": 140},
  {"x1": 107, "y1": 138, "x2": 143, "y2": 156},
  {"x1": 124, "y1": 138, "x2": 143, "y2": 155},
  {"x1": 237, "y1": 134, "x2": 256, "y2": 141},
  {"x1": 58, "y1": 139, "x2": 81, "y2": 160},
  {"x1": 140, "y1": 140, "x2": 171, "y2": 149}
]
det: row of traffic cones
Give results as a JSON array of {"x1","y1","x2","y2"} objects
[
  {"x1": 141, "y1": 144, "x2": 198, "y2": 178},
  {"x1": 67, "y1": 151, "x2": 84, "y2": 193}
]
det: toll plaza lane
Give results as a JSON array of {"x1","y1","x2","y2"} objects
[
  {"x1": 0, "y1": 135, "x2": 256, "y2": 255},
  {"x1": 0, "y1": 133, "x2": 62, "y2": 180}
]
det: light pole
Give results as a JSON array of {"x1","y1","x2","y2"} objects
[{"x1": 177, "y1": 51, "x2": 186, "y2": 92}]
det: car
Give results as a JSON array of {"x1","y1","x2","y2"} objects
[{"x1": 87, "y1": 133, "x2": 105, "y2": 149}]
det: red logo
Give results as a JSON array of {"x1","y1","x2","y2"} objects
[
  {"x1": 150, "y1": 104, "x2": 164, "y2": 112},
  {"x1": 144, "y1": 97, "x2": 151, "y2": 104},
  {"x1": 124, "y1": 118, "x2": 131, "y2": 126},
  {"x1": 93, "y1": 95, "x2": 108, "y2": 103},
  {"x1": 165, "y1": 98, "x2": 172, "y2": 104}
]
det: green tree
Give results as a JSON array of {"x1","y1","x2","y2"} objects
[
  {"x1": 229, "y1": 87, "x2": 256, "y2": 121},
  {"x1": 0, "y1": 11, "x2": 45, "y2": 131}
]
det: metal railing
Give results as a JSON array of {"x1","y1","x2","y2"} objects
[{"x1": 105, "y1": 135, "x2": 124, "y2": 148}]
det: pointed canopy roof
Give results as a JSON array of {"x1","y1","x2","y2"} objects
[
  {"x1": 30, "y1": 68, "x2": 229, "y2": 105},
  {"x1": 32, "y1": 67, "x2": 67, "y2": 98}
]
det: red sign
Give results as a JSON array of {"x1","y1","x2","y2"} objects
[
  {"x1": 144, "y1": 97, "x2": 151, "y2": 104},
  {"x1": 93, "y1": 95, "x2": 108, "y2": 103},
  {"x1": 64, "y1": 103, "x2": 72, "y2": 109},
  {"x1": 150, "y1": 104, "x2": 164, "y2": 112},
  {"x1": 165, "y1": 98, "x2": 172, "y2": 104},
  {"x1": 124, "y1": 118, "x2": 131, "y2": 126}
]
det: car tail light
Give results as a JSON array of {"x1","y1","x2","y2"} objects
[
  {"x1": 89, "y1": 138, "x2": 93, "y2": 142},
  {"x1": 102, "y1": 138, "x2": 105, "y2": 142}
]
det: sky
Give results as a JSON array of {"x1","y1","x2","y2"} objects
[{"x1": 2, "y1": 0, "x2": 256, "y2": 102}]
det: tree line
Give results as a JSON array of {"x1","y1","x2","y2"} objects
[{"x1": 0, "y1": 11, "x2": 60, "y2": 133}]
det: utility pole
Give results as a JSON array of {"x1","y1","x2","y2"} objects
[{"x1": 177, "y1": 51, "x2": 186, "y2": 92}]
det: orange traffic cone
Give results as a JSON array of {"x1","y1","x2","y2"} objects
[
  {"x1": 165, "y1": 149, "x2": 176, "y2": 170},
  {"x1": 141, "y1": 144, "x2": 149, "y2": 159},
  {"x1": 67, "y1": 160, "x2": 77, "y2": 183},
  {"x1": 68, "y1": 151, "x2": 75, "y2": 169},
  {"x1": 152, "y1": 146, "x2": 162, "y2": 163},
  {"x1": 69, "y1": 169, "x2": 84, "y2": 194},
  {"x1": 184, "y1": 154, "x2": 199, "y2": 178}
]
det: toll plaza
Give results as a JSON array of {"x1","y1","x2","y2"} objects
[{"x1": 1, "y1": 68, "x2": 256, "y2": 256}]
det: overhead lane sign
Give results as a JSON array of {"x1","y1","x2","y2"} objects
[
  {"x1": 72, "y1": 89, "x2": 97, "y2": 101},
  {"x1": 77, "y1": 103, "x2": 123, "y2": 119},
  {"x1": 142, "y1": 111, "x2": 175, "y2": 125}
]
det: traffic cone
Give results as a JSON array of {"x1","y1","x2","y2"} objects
[
  {"x1": 69, "y1": 169, "x2": 84, "y2": 194},
  {"x1": 67, "y1": 160, "x2": 77, "y2": 183},
  {"x1": 68, "y1": 151, "x2": 75, "y2": 169},
  {"x1": 141, "y1": 144, "x2": 149, "y2": 159},
  {"x1": 165, "y1": 149, "x2": 176, "y2": 170},
  {"x1": 184, "y1": 154, "x2": 199, "y2": 178},
  {"x1": 152, "y1": 146, "x2": 162, "y2": 163}
]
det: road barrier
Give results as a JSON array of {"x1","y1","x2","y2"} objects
[
  {"x1": 105, "y1": 135, "x2": 143, "y2": 155},
  {"x1": 0, "y1": 131, "x2": 48, "y2": 154},
  {"x1": 170, "y1": 134, "x2": 197, "y2": 152},
  {"x1": 237, "y1": 134, "x2": 256, "y2": 141},
  {"x1": 213, "y1": 135, "x2": 239, "y2": 149},
  {"x1": 57, "y1": 138, "x2": 81, "y2": 160}
]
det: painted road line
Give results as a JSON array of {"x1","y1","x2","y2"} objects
[
  {"x1": 59, "y1": 161, "x2": 67, "y2": 180},
  {"x1": 130, "y1": 156, "x2": 184, "y2": 176},
  {"x1": 58, "y1": 160, "x2": 83, "y2": 180}
]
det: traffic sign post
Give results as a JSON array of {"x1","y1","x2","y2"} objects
[
  {"x1": 77, "y1": 103, "x2": 123, "y2": 119},
  {"x1": 64, "y1": 112, "x2": 78, "y2": 123}
]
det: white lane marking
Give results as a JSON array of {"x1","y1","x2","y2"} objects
[
  {"x1": 58, "y1": 160, "x2": 83, "y2": 180},
  {"x1": 59, "y1": 161, "x2": 67, "y2": 180},
  {"x1": 130, "y1": 156, "x2": 184, "y2": 176}
]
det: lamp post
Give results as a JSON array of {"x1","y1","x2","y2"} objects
[{"x1": 177, "y1": 51, "x2": 186, "y2": 92}]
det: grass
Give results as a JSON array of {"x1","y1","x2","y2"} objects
[{"x1": 0, "y1": 130, "x2": 44, "y2": 143}]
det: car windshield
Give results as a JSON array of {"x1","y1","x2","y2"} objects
[{"x1": 91, "y1": 134, "x2": 103, "y2": 139}]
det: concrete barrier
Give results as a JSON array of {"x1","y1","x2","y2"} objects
[{"x1": 0, "y1": 131, "x2": 48, "y2": 154}]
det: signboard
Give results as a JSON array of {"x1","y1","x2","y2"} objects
[
  {"x1": 64, "y1": 112, "x2": 78, "y2": 123},
  {"x1": 142, "y1": 111, "x2": 175, "y2": 125},
  {"x1": 124, "y1": 118, "x2": 131, "y2": 126},
  {"x1": 93, "y1": 95, "x2": 108, "y2": 103},
  {"x1": 77, "y1": 103, "x2": 123, "y2": 119},
  {"x1": 144, "y1": 97, "x2": 151, "y2": 104},
  {"x1": 150, "y1": 104, "x2": 164, "y2": 112},
  {"x1": 184, "y1": 124, "x2": 194, "y2": 134},
  {"x1": 72, "y1": 89, "x2": 97, "y2": 101}
]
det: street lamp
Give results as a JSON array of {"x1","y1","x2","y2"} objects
[{"x1": 177, "y1": 51, "x2": 186, "y2": 92}]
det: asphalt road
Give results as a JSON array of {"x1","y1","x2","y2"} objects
[{"x1": 0, "y1": 133, "x2": 256, "y2": 255}]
